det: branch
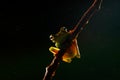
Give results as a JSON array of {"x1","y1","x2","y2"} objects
[
  {"x1": 72, "y1": 0, "x2": 102, "y2": 39},
  {"x1": 43, "y1": 37, "x2": 72, "y2": 80}
]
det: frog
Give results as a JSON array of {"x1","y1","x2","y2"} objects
[{"x1": 49, "y1": 27, "x2": 80, "y2": 63}]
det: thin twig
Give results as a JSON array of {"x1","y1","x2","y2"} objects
[{"x1": 43, "y1": 37, "x2": 72, "y2": 80}]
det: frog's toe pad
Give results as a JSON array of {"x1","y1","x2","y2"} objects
[{"x1": 62, "y1": 58, "x2": 72, "y2": 63}]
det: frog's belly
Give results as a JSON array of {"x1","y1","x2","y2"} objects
[{"x1": 62, "y1": 41, "x2": 78, "y2": 63}]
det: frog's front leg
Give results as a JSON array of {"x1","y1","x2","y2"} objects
[{"x1": 49, "y1": 46, "x2": 60, "y2": 56}]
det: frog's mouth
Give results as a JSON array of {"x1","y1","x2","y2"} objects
[{"x1": 49, "y1": 34, "x2": 55, "y2": 43}]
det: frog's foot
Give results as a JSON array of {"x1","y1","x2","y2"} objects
[
  {"x1": 76, "y1": 54, "x2": 80, "y2": 58},
  {"x1": 62, "y1": 58, "x2": 72, "y2": 63},
  {"x1": 49, "y1": 46, "x2": 60, "y2": 56}
]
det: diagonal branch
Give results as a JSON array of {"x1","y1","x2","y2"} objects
[
  {"x1": 43, "y1": 37, "x2": 72, "y2": 80},
  {"x1": 72, "y1": 0, "x2": 102, "y2": 39}
]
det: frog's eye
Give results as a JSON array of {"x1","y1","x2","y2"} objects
[
  {"x1": 61, "y1": 27, "x2": 68, "y2": 32},
  {"x1": 49, "y1": 34, "x2": 54, "y2": 40},
  {"x1": 50, "y1": 34, "x2": 54, "y2": 39}
]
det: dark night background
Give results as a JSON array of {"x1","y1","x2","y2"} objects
[{"x1": 1, "y1": 0, "x2": 120, "y2": 80}]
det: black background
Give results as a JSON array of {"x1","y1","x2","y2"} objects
[{"x1": 1, "y1": 0, "x2": 120, "y2": 80}]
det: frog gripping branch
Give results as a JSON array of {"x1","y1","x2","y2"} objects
[
  {"x1": 43, "y1": 0, "x2": 102, "y2": 80},
  {"x1": 49, "y1": 27, "x2": 80, "y2": 63}
]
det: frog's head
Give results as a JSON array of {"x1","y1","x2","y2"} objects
[{"x1": 49, "y1": 27, "x2": 68, "y2": 44}]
